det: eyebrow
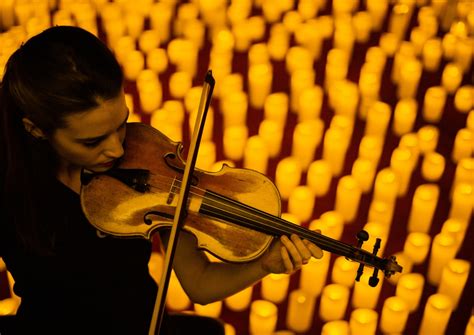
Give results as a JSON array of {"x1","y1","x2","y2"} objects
[{"x1": 77, "y1": 109, "x2": 130, "y2": 142}]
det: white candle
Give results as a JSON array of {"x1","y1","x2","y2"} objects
[
  {"x1": 288, "y1": 186, "x2": 315, "y2": 223},
  {"x1": 189, "y1": 106, "x2": 214, "y2": 141},
  {"x1": 290, "y1": 69, "x2": 315, "y2": 112},
  {"x1": 407, "y1": 184, "x2": 439, "y2": 233},
  {"x1": 123, "y1": 50, "x2": 145, "y2": 81},
  {"x1": 248, "y1": 43, "x2": 270, "y2": 66},
  {"x1": 438, "y1": 259, "x2": 471, "y2": 309},
  {"x1": 258, "y1": 119, "x2": 283, "y2": 158},
  {"x1": 286, "y1": 289, "x2": 317, "y2": 333},
  {"x1": 319, "y1": 284, "x2": 350, "y2": 322},
  {"x1": 449, "y1": 182, "x2": 473, "y2": 223},
  {"x1": 264, "y1": 92, "x2": 289, "y2": 127},
  {"x1": 390, "y1": 147, "x2": 414, "y2": 196},
  {"x1": 147, "y1": 48, "x2": 168, "y2": 74},
  {"x1": 373, "y1": 168, "x2": 399, "y2": 207},
  {"x1": 195, "y1": 140, "x2": 216, "y2": 171},
  {"x1": 454, "y1": 85, "x2": 474, "y2": 113},
  {"x1": 319, "y1": 210, "x2": 344, "y2": 237},
  {"x1": 397, "y1": 58, "x2": 422, "y2": 99},
  {"x1": 138, "y1": 29, "x2": 160, "y2": 54},
  {"x1": 275, "y1": 157, "x2": 302, "y2": 200},
  {"x1": 441, "y1": 218, "x2": 467, "y2": 254},
  {"x1": 418, "y1": 125, "x2": 440, "y2": 153},
  {"x1": 353, "y1": 11, "x2": 372, "y2": 43},
  {"x1": 399, "y1": 132, "x2": 420, "y2": 169},
  {"x1": 410, "y1": 27, "x2": 429, "y2": 55},
  {"x1": 295, "y1": 20, "x2": 323, "y2": 60},
  {"x1": 223, "y1": 126, "x2": 248, "y2": 161},
  {"x1": 261, "y1": 273, "x2": 290, "y2": 303},
  {"x1": 351, "y1": 158, "x2": 376, "y2": 193},
  {"x1": 286, "y1": 46, "x2": 313, "y2": 75},
  {"x1": 403, "y1": 232, "x2": 431, "y2": 264},
  {"x1": 418, "y1": 294, "x2": 453, "y2": 335},
  {"x1": 225, "y1": 286, "x2": 253, "y2": 311},
  {"x1": 379, "y1": 32, "x2": 399, "y2": 56},
  {"x1": 358, "y1": 135, "x2": 383, "y2": 168},
  {"x1": 363, "y1": 221, "x2": 389, "y2": 255},
  {"x1": 169, "y1": 71, "x2": 192, "y2": 99},
  {"x1": 423, "y1": 86, "x2": 447, "y2": 123},
  {"x1": 365, "y1": 101, "x2": 391, "y2": 138},
  {"x1": 243, "y1": 135, "x2": 269, "y2": 174},
  {"x1": 249, "y1": 300, "x2": 278, "y2": 335},
  {"x1": 422, "y1": 38, "x2": 443, "y2": 71},
  {"x1": 194, "y1": 301, "x2": 222, "y2": 318},
  {"x1": 427, "y1": 233, "x2": 458, "y2": 285},
  {"x1": 452, "y1": 128, "x2": 473, "y2": 163},
  {"x1": 352, "y1": 272, "x2": 383, "y2": 309},
  {"x1": 321, "y1": 320, "x2": 350, "y2": 335},
  {"x1": 349, "y1": 308, "x2": 378, "y2": 335},
  {"x1": 442, "y1": 62, "x2": 463, "y2": 94},
  {"x1": 396, "y1": 273, "x2": 425, "y2": 312},
  {"x1": 422, "y1": 152, "x2": 445, "y2": 181},
  {"x1": 331, "y1": 256, "x2": 359, "y2": 288},
  {"x1": 149, "y1": 3, "x2": 172, "y2": 42},
  {"x1": 393, "y1": 98, "x2": 417, "y2": 136},
  {"x1": 454, "y1": 38, "x2": 472, "y2": 73},
  {"x1": 222, "y1": 91, "x2": 248, "y2": 129},
  {"x1": 367, "y1": 199, "x2": 394, "y2": 227},
  {"x1": 335, "y1": 176, "x2": 361, "y2": 223},
  {"x1": 322, "y1": 127, "x2": 349, "y2": 177},
  {"x1": 248, "y1": 63, "x2": 273, "y2": 109},
  {"x1": 138, "y1": 83, "x2": 162, "y2": 114},
  {"x1": 292, "y1": 119, "x2": 324, "y2": 170},
  {"x1": 299, "y1": 253, "x2": 330, "y2": 297},
  {"x1": 307, "y1": 160, "x2": 332, "y2": 197},
  {"x1": 452, "y1": 158, "x2": 474, "y2": 198},
  {"x1": 380, "y1": 296, "x2": 409, "y2": 334}
]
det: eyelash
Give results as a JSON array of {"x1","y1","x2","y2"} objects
[{"x1": 82, "y1": 123, "x2": 126, "y2": 148}]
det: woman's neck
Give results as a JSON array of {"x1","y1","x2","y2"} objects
[{"x1": 56, "y1": 164, "x2": 82, "y2": 194}]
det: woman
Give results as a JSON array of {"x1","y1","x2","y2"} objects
[{"x1": 0, "y1": 26, "x2": 322, "y2": 334}]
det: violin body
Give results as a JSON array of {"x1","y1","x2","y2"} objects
[{"x1": 81, "y1": 122, "x2": 275, "y2": 262}]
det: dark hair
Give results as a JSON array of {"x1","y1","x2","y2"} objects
[{"x1": 0, "y1": 26, "x2": 123, "y2": 254}]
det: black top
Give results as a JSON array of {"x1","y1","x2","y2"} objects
[{"x1": 0, "y1": 179, "x2": 159, "y2": 334}]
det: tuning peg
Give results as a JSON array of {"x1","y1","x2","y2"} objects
[
  {"x1": 368, "y1": 238, "x2": 382, "y2": 287},
  {"x1": 356, "y1": 230, "x2": 369, "y2": 248}
]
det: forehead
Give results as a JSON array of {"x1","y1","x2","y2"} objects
[{"x1": 60, "y1": 94, "x2": 127, "y2": 138}]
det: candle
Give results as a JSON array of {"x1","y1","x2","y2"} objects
[
  {"x1": 292, "y1": 119, "x2": 324, "y2": 170},
  {"x1": 307, "y1": 160, "x2": 333, "y2": 197},
  {"x1": 281, "y1": 213, "x2": 301, "y2": 226},
  {"x1": 319, "y1": 284, "x2": 350, "y2": 322},
  {"x1": 290, "y1": 69, "x2": 315, "y2": 112},
  {"x1": 388, "y1": 3, "x2": 412, "y2": 39},
  {"x1": 286, "y1": 46, "x2": 313, "y2": 75},
  {"x1": 438, "y1": 259, "x2": 471, "y2": 309},
  {"x1": 452, "y1": 158, "x2": 474, "y2": 197},
  {"x1": 195, "y1": 140, "x2": 216, "y2": 171},
  {"x1": 358, "y1": 135, "x2": 383, "y2": 168},
  {"x1": 442, "y1": 62, "x2": 463, "y2": 94},
  {"x1": 219, "y1": 73, "x2": 243, "y2": 105},
  {"x1": 403, "y1": 232, "x2": 431, "y2": 264},
  {"x1": 138, "y1": 29, "x2": 160, "y2": 54},
  {"x1": 331, "y1": 256, "x2": 359, "y2": 288},
  {"x1": 194, "y1": 301, "x2": 222, "y2": 318},
  {"x1": 427, "y1": 233, "x2": 458, "y2": 285},
  {"x1": 392, "y1": 42, "x2": 416, "y2": 84},
  {"x1": 380, "y1": 296, "x2": 409, "y2": 334},
  {"x1": 397, "y1": 58, "x2": 422, "y2": 99},
  {"x1": 396, "y1": 273, "x2": 425, "y2": 312},
  {"x1": 114, "y1": 36, "x2": 135, "y2": 65},
  {"x1": 295, "y1": 20, "x2": 324, "y2": 60},
  {"x1": 138, "y1": 83, "x2": 162, "y2": 115},
  {"x1": 300, "y1": 253, "x2": 330, "y2": 297},
  {"x1": 264, "y1": 92, "x2": 289, "y2": 127},
  {"x1": 366, "y1": 0, "x2": 388, "y2": 31},
  {"x1": 248, "y1": 63, "x2": 272, "y2": 109},
  {"x1": 442, "y1": 33, "x2": 457, "y2": 59},
  {"x1": 364, "y1": 101, "x2": 391, "y2": 138},
  {"x1": 288, "y1": 186, "x2": 315, "y2": 223},
  {"x1": 351, "y1": 158, "x2": 376, "y2": 193},
  {"x1": 452, "y1": 128, "x2": 473, "y2": 163},
  {"x1": 321, "y1": 320, "x2": 350, "y2": 335},
  {"x1": 399, "y1": 132, "x2": 420, "y2": 168},
  {"x1": 363, "y1": 221, "x2": 389, "y2": 255},
  {"x1": 454, "y1": 85, "x2": 474, "y2": 113},
  {"x1": 441, "y1": 218, "x2": 467, "y2": 253},
  {"x1": 349, "y1": 308, "x2": 378, "y2": 335},
  {"x1": 149, "y1": 3, "x2": 172, "y2": 42},
  {"x1": 335, "y1": 176, "x2": 361, "y2": 223},
  {"x1": 169, "y1": 71, "x2": 192, "y2": 99},
  {"x1": 465, "y1": 315, "x2": 474, "y2": 335},
  {"x1": 454, "y1": 38, "x2": 472, "y2": 73},
  {"x1": 359, "y1": 68, "x2": 381, "y2": 103},
  {"x1": 410, "y1": 27, "x2": 429, "y2": 55},
  {"x1": 373, "y1": 168, "x2": 399, "y2": 207},
  {"x1": 267, "y1": 28, "x2": 290, "y2": 61},
  {"x1": 422, "y1": 86, "x2": 447, "y2": 123},
  {"x1": 275, "y1": 157, "x2": 302, "y2": 200},
  {"x1": 261, "y1": 273, "x2": 290, "y2": 303},
  {"x1": 449, "y1": 182, "x2": 473, "y2": 223},
  {"x1": 422, "y1": 152, "x2": 445, "y2": 181},
  {"x1": 222, "y1": 91, "x2": 248, "y2": 129},
  {"x1": 319, "y1": 210, "x2": 344, "y2": 237},
  {"x1": 418, "y1": 294, "x2": 453, "y2": 335},
  {"x1": 258, "y1": 120, "x2": 283, "y2": 158},
  {"x1": 249, "y1": 300, "x2": 278, "y2": 335},
  {"x1": 367, "y1": 199, "x2": 394, "y2": 227},
  {"x1": 333, "y1": 24, "x2": 355, "y2": 58},
  {"x1": 352, "y1": 272, "x2": 383, "y2": 309},
  {"x1": 418, "y1": 125, "x2": 440, "y2": 153},
  {"x1": 422, "y1": 38, "x2": 443, "y2": 71},
  {"x1": 243, "y1": 135, "x2": 269, "y2": 174},
  {"x1": 407, "y1": 184, "x2": 439, "y2": 233},
  {"x1": 232, "y1": 22, "x2": 252, "y2": 52},
  {"x1": 225, "y1": 286, "x2": 253, "y2": 311},
  {"x1": 330, "y1": 114, "x2": 354, "y2": 147},
  {"x1": 168, "y1": 38, "x2": 198, "y2": 77},
  {"x1": 353, "y1": 11, "x2": 372, "y2": 43},
  {"x1": 189, "y1": 106, "x2": 214, "y2": 141},
  {"x1": 286, "y1": 289, "x2": 317, "y2": 333},
  {"x1": 248, "y1": 43, "x2": 270, "y2": 66},
  {"x1": 323, "y1": 127, "x2": 349, "y2": 177},
  {"x1": 147, "y1": 48, "x2": 168, "y2": 74},
  {"x1": 123, "y1": 50, "x2": 144, "y2": 81},
  {"x1": 379, "y1": 32, "x2": 399, "y2": 56},
  {"x1": 166, "y1": 271, "x2": 191, "y2": 311},
  {"x1": 223, "y1": 125, "x2": 248, "y2": 161},
  {"x1": 393, "y1": 98, "x2": 417, "y2": 136},
  {"x1": 330, "y1": 81, "x2": 359, "y2": 119}
]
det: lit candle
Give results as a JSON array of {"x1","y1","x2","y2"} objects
[
  {"x1": 295, "y1": 20, "x2": 323, "y2": 60},
  {"x1": 219, "y1": 73, "x2": 243, "y2": 105},
  {"x1": 465, "y1": 315, "x2": 474, "y2": 335},
  {"x1": 259, "y1": 120, "x2": 283, "y2": 158},
  {"x1": 352, "y1": 272, "x2": 383, "y2": 309},
  {"x1": 442, "y1": 62, "x2": 463, "y2": 94},
  {"x1": 364, "y1": 101, "x2": 391, "y2": 138},
  {"x1": 225, "y1": 286, "x2": 253, "y2": 311},
  {"x1": 422, "y1": 38, "x2": 443, "y2": 71},
  {"x1": 418, "y1": 125, "x2": 440, "y2": 153},
  {"x1": 138, "y1": 83, "x2": 162, "y2": 114},
  {"x1": 452, "y1": 128, "x2": 473, "y2": 163},
  {"x1": 380, "y1": 296, "x2": 409, "y2": 334},
  {"x1": 379, "y1": 32, "x2": 399, "y2": 56},
  {"x1": 330, "y1": 114, "x2": 354, "y2": 149},
  {"x1": 427, "y1": 233, "x2": 458, "y2": 285},
  {"x1": 169, "y1": 71, "x2": 192, "y2": 99},
  {"x1": 335, "y1": 176, "x2": 361, "y2": 223},
  {"x1": 418, "y1": 294, "x2": 453, "y2": 335},
  {"x1": 390, "y1": 147, "x2": 414, "y2": 196},
  {"x1": 307, "y1": 160, "x2": 333, "y2": 197},
  {"x1": 249, "y1": 300, "x2": 278, "y2": 335},
  {"x1": 149, "y1": 3, "x2": 172, "y2": 42},
  {"x1": 222, "y1": 91, "x2": 248, "y2": 129},
  {"x1": 322, "y1": 127, "x2": 349, "y2": 177},
  {"x1": 267, "y1": 28, "x2": 290, "y2": 61},
  {"x1": 292, "y1": 119, "x2": 324, "y2": 170},
  {"x1": 166, "y1": 271, "x2": 191, "y2": 311},
  {"x1": 286, "y1": 289, "x2": 317, "y2": 333},
  {"x1": 114, "y1": 36, "x2": 135, "y2": 65},
  {"x1": 264, "y1": 92, "x2": 289, "y2": 127},
  {"x1": 392, "y1": 42, "x2": 416, "y2": 84},
  {"x1": 454, "y1": 85, "x2": 473, "y2": 113},
  {"x1": 367, "y1": 199, "x2": 394, "y2": 227},
  {"x1": 123, "y1": 50, "x2": 145, "y2": 81},
  {"x1": 388, "y1": 3, "x2": 412, "y2": 39},
  {"x1": 300, "y1": 253, "x2": 330, "y2": 297},
  {"x1": 353, "y1": 11, "x2": 372, "y2": 43},
  {"x1": 223, "y1": 125, "x2": 248, "y2": 161},
  {"x1": 321, "y1": 320, "x2": 350, "y2": 335},
  {"x1": 359, "y1": 68, "x2": 381, "y2": 103},
  {"x1": 366, "y1": 0, "x2": 388, "y2": 31},
  {"x1": 452, "y1": 158, "x2": 474, "y2": 197},
  {"x1": 393, "y1": 98, "x2": 417, "y2": 136},
  {"x1": 441, "y1": 218, "x2": 467, "y2": 253},
  {"x1": 286, "y1": 46, "x2": 313, "y2": 75},
  {"x1": 395, "y1": 273, "x2": 425, "y2": 312},
  {"x1": 248, "y1": 63, "x2": 272, "y2": 109},
  {"x1": 275, "y1": 157, "x2": 302, "y2": 200},
  {"x1": 397, "y1": 58, "x2": 422, "y2": 99},
  {"x1": 319, "y1": 211, "x2": 344, "y2": 238},
  {"x1": 243, "y1": 135, "x2": 269, "y2": 174},
  {"x1": 248, "y1": 43, "x2": 270, "y2": 66},
  {"x1": 319, "y1": 284, "x2": 350, "y2": 322},
  {"x1": 351, "y1": 158, "x2": 376, "y2": 193},
  {"x1": 403, "y1": 232, "x2": 431, "y2": 264},
  {"x1": 410, "y1": 27, "x2": 429, "y2": 55},
  {"x1": 358, "y1": 135, "x2": 383, "y2": 168},
  {"x1": 138, "y1": 29, "x2": 160, "y2": 54},
  {"x1": 182, "y1": 21, "x2": 205, "y2": 51},
  {"x1": 147, "y1": 48, "x2": 168, "y2": 74},
  {"x1": 438, "y1": 259, "x2": 471, "y2": 309},
  {"x1": 407, "y1": 184, "x2": 439, "y2": 233},
  {"x1": 195, "y1": 140, "x2": 216, "y2": 171},
  {"x1": 422, "y1": 152, "x2": 445, "y2": 181},
  {"x1": 290, "y1": 69, "x2": 315, "y2": 113},
  {"x1": 331, "y1": 256, "x2": 359, "y2": 288},
  {"x1": 349, "y1": 308, "x2": 378, "y2": 335},
  {"x1": 399, "y1": 132, "x2": 421, "y2": 168},
  {"x1": 194, "y1": 301, "x2": 222, "y2": 318},
  {"x1": 422, "y1": 86, "x2": 447, "y2": 123},
  {"x1": 454, "y1": 38, "x2": 472, "y2": 73},
  {"x1": 288, "y1": 186, "x2": 315, "y2": 223},
  {"x1": 261, "y1": 273, "x2": 290, "y2": 303},
  {"x1": 449, "y1": 182, "x2": 473, "y2": 223},
  {"x1": 373, "y1": 168, "x2": 399, "y2": 207}
]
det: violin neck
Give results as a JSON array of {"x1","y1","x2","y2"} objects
[{"x1": 199, "y1": 190, "x2": 386, "y2": 269}]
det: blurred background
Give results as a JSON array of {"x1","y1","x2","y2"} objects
[{"x1": 0, "y1": 0, "x2": 473, "y2": 334}]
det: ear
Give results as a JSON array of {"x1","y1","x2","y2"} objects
[{"x1": 22, "y1": 118, "x2": 47, "y2": 140}]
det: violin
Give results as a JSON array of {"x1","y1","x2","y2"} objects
[{"x1": 80, "y1": 122, "x2": 403, "y2": 286}]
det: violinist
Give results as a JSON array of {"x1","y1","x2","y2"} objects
[{"x1": 0, "y1": 26, "x2": 323, "y2": 334}]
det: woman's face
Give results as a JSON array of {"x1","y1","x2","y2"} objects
[{"x1": 49, "y1": 92, "x2": 129, "y2": 173}]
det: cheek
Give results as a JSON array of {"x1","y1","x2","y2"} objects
[{"x1": 51, "y1": 141, "x2": 100, "y2": 166}]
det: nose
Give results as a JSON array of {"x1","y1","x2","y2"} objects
[{"x1": 103, "y1": 132, "x2": 124, "y2": 159}]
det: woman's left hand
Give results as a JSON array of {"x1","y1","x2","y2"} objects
[{"x1": 261, "y1": 233, "x2": 323, "y2": 274}]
